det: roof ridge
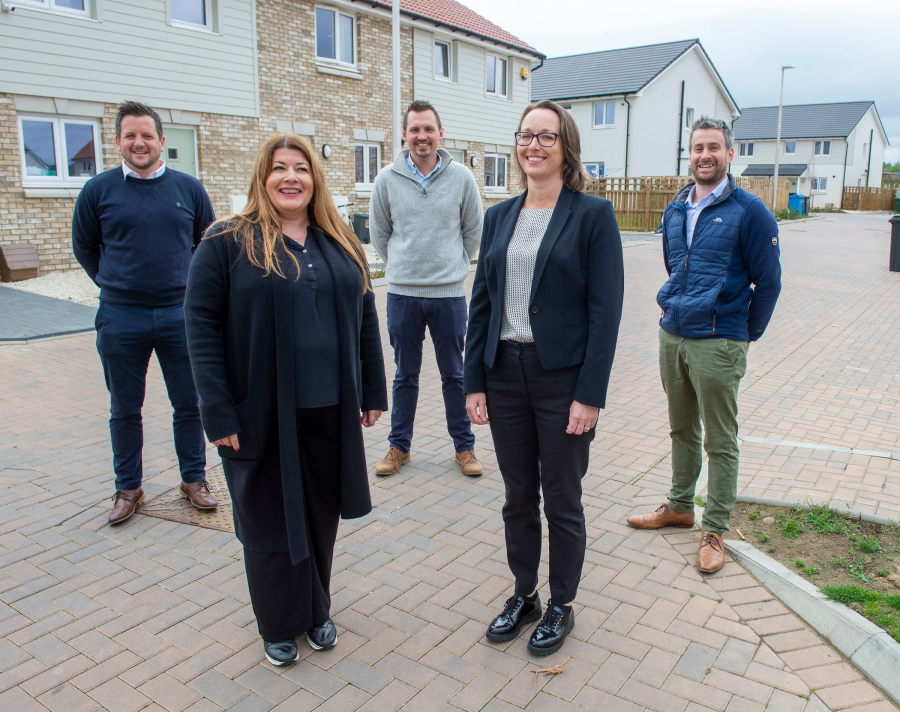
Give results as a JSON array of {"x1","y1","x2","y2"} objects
[
  {"x1": 542, "y1": 38, "x2": 698, "y2": 62},
  {"x1": 741, "y1": 101, "x2": 874, "y2": 111}
]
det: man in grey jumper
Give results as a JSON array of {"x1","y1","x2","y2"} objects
[{"x1": 370, "y1": 100, "x2": 484, "y2": 477}]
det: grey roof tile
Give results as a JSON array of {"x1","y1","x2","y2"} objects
[
  {"x1": 531, "y1": 39, "x2": 708, "y2": 101},
  {"x1": 733, "y1": 102, "x2": 874, "y2": 139},
  {"x1": 741, "y1": 164, "x2": 808, "y2": 177}
]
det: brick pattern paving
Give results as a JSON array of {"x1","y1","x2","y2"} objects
[{"x1": 0, "y1": 213, "x2": 897, "y2": 711}]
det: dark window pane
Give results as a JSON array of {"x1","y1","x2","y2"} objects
[
  {"x1": 172, "y1": 0, "x2": 206, "y2": 25},
  {"x1": 498, "y1": 59, "x2": 507, "y2": 96},
  {"x1": 64, "y1": 123, "x2": 96, "y2": 178},
  {"x1": 316, "y1": 8, "x2": 336, "y2": 59},
  {"x1": 435, "y1": 42, "x2": 449, "y2": 78},
  {"x1": 54, "y1": 0, "x2": 85, "y2": 10},
  {"x1": 748, "y1": 143, "x2": 754, "y2": 156},
  {"x1": 368, "y1": 146, "x2": 378, "y2": 183},
  {"x1": 486, "y1": 56, "x2": 495, "y2": 93},
  {"x1": 497, "y1": 157, "x2": 506, "y2": 187},
  {"x1": 484, "y1": 156, "x2": 495, "y2": 186},
  {"x1": 339, "y1": 14, "x2": 353, "y2": 63},
  {"x1": 606, "y1": 102, "x2": 615, "y2": 125},
  {"x1": 22, "y1": 120, "x2": 57, "y2": 177},
  {"x1": 594, "y1": 103, "x2": 603, "y2": 125},
  {"x1": 355, "y1": 146, "x2": 364, "y2": 183},
  {"x1": 824, "y1": 141, "x2": 830, "y2": 154}
]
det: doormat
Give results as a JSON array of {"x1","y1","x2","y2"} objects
[{"x1": 139, "y1": 466, "x2": 235, "y2": 532}]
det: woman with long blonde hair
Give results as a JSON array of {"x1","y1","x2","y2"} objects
[{"x1": 184, "y1": 134, "x2": 387, "y2": 665}]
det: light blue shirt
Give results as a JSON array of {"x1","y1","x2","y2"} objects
[
  {"x1": 685, "y1": 176, "x2": 729, "y2": 248},
  {"x1": 405, "y1": 152, "x2": 442, "y2": 188}
]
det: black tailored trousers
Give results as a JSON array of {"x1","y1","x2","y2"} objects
[
  {"x1": 485, "y1": 342, "x2": 594, "y2": 605},
  {"x1": 243, "y1": 404, "x2": 342, "y2": 642}
]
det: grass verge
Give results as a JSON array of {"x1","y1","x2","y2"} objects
[{"x1": 822, "y1": 584, "x2": 900, "y2": 644}]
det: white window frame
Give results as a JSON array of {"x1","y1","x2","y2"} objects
[
  {"x1": 485, "y1": 54, "x2": 508, "y2": 99},
  {"x1": 446, "y1": 148, "x2": 465, "y2": 165},
  {"x1": 593, "y1": 101, "x2": 616, "y2": 128},
  {"x1": 434, "y1": 40, "x2": 452, "y2": 82},
  {"x1": 354, "y1": 142, "x2": 380, "y2": 189},
  {"x1": 784, "y1": 141, "x2": 796, "y2": 155},
  {"x1": 739, "y1": 142, "x2": 755, "y2": 157},
  {"x1": 684, "y1": 108, "x2": 694, "y2": 129},
  {"x1": 814, "y1": 140, "x2": 831, "y2": 156},
  {"x1": 583, "y1": 163, "x2": 604, "y2": 179},
  {"x1": 15, "y1": 0, "x2": 92, "y2": 17},
  {"x1": 315, "y1": 5, "x2": 357, "y2": 68},
  {"x1": 17, "y1": 114, "x2": 103, "y2": 188},
  {"x1": 483, "y1": 153, "x2": 508, "y2": 192},
  {"x1": 169, "y1": 0, "x2": 214, "y2": 32},
  {"x1": 811, "y1": 177, "x2": 828, "y2": 192}
]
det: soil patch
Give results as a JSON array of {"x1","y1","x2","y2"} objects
[{"x1": 724, "y1": 502, "x2": 900, "y2": 642}]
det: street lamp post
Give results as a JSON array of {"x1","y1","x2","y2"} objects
[
  {"x1": 772, "y1": 65, "x2": 794, "y2": 212},
  {"x1": 392, "y1": 0, "x2": 401, "y2": 160}
]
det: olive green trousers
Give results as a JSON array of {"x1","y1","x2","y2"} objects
[{"x1": 659, "y1": 329, "x2": 747, "y2": 534}]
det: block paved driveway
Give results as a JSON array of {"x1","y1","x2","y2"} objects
[{"x1": 0, "y1": 212, "x2": 898, "y2": 712}]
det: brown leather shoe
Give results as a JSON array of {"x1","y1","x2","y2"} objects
[
  {"x1": 109, "y1": 488, "x2": 144, "y2": 524},
  {"x1": 627, "y1": 503, "x2": 695, "y2": 530},
  {"x1": 455, "y1": 450, "x2": 482, "y2": 476},
  {"x1": 375, "y1": 447, "x2": 410, "y2": 477},
  {"x1": 697, "y1": 531, "x2": 726, "y2": 573},
  {"x1": 180, "y1": 480, "x2": 218, "y2": 509}
]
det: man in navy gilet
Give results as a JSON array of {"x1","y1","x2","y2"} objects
[
  {"x1": 73, "y1": 101, "x2": 218, "y2": 524},
  {"x1": 627, "y1": 116, "x2": 782, "y2": 573}
]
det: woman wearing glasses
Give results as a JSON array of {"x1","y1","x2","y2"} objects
[{"x1": 464, "y1": 100, "x2": 624, "y2": 655}]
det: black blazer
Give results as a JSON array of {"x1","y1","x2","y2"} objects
[
  {"x1": 184, "y1": 226, "x2": 388, "y2": 564},
  {"x1": 463, "y1": 186, "x2": 624, "y2": 408}
]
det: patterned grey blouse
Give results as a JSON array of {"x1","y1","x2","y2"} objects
[{"x1": 500, "y1": 208, "x2": 554, "y2": 342}]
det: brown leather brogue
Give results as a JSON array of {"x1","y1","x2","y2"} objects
[
  {"x1": 181, "y1": 480, "x2": 218, "y2": 509},
  {"x1": 109, "y1": 488, "x2": 144, "y2": 524},
  {"x1": 375, "y1": 447, "x2": 410, "y2": 477},
  {"x1": 626, "y1": 503, "x2": 695, "y2": 530},
  {"x1": 697, "y1": 531, "x2": 726, "y2": 573},
  {"x1": 455, "y1": 450, "x2": 483, "y2": 476}
]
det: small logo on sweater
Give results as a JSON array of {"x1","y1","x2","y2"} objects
[
  {"x1": 772, "y1": 236, "x2": 778, "y2": 246},
  {"x1": 713, "y1": 217, "x2": 723, "y2": 222},
  {"x1": 176, "y1": 202, "x2": 182, "y2": 208}
]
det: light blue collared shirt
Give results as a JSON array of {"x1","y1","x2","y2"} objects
[
  {"x1": 405, "y1": 152, "x2": 442, "y2": 188},
  {"x1": 685, "y1": 175, "x2": 729, "y2": 248}
]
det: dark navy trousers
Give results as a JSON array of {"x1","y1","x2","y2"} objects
[
  {"x1": 385, "y1": 294, "x2": 475, "y2": 454},
  {"x1": 95, "y1": 302, "x2": 206, "y2": 491}
]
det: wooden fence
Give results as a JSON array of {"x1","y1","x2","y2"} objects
[
  {"x1": 842, "y1": 187, "x2": 896, "y2": 211},
  {"x1": 583, "y1": 175, "x2": 790, "y2": 232}
]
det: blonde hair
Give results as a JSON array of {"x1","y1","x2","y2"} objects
[{"x1": 206, "y1": 133, "x2": 370, "y2": 290}]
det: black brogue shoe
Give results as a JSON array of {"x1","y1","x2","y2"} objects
[
  {"x1": 527, "y1": 599, "x2": 575, "y2": 655},
  {"x1": 486, "y1": 594, "x2": 542, "y2": 642}
]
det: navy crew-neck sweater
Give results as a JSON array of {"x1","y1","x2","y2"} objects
[{"x1": 72, "y1": 166, "x2": 216, "y2": 307}]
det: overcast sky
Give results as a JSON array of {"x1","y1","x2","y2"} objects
[{"x1": 464, "y1": 0, "x2": 899, "y2": 163}]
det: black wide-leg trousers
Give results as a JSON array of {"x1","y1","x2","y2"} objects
[
  {"x1": 485, "y1": 342, "x2": 594, "y2": 605},
  {"x1": 243, "y1": 404, "x2": 342, "y2": 643}
]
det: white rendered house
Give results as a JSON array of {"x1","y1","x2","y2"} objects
[
  {"x1": 731, "y1": 102, "x2": 888, "y2": 209},
  {"x1": 530, "y1": 39, "x2": 740, "y2": 178}
]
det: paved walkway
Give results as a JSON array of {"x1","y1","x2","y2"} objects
[
  {"x1": 0, "y1": 286, "x2": 97, "y2": 342},
  {"x1": 0, "y1": 212, "x2": 898, "y2": 711}
]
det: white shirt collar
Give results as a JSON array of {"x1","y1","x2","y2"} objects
[
  {"x1": 688, "y1": 175, "x2": 729, "y2": 208},
  {"x1": 122, "y1": 159, "x2": 166, "y2": 180}
]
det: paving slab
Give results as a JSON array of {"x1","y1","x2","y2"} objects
[{"x1": 0, "y1": 286, "x2": 96, "y2": 342}]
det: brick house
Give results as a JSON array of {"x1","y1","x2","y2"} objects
[{"x1": 0, "y1": 0, "x2": 543, "y2": 273}]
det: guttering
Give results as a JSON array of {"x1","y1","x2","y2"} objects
[
  {"x1": 677, "y1": 80, "x2": 685, "y2": 175},
  {"x1": 624, "y1": 96, "x2": 633, "y2": 178},
  {"x1": 865, "y1": 128, "x2": 873, "y2": 187},
  {"x1": 841, "y1": 137, "x2": 850, "y2": 208},
  {"x1": 355, "y1": 0, "x2": 546, "y2": 60}
]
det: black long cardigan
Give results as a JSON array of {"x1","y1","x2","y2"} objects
[{"x1": 184, "y1": 226, "x2": 388, "y2": 564}]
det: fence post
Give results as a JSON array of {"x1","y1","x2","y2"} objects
[{"x1": 644, "y1": 179, "x2": 652, "y2": 231}]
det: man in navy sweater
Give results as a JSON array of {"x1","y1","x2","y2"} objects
[
  {"x1": 627, "y1": 117, "x2": 782, "y2": 573},
  {"x1": 73, "y1": 101, "x2": 217, "y2": 524}
]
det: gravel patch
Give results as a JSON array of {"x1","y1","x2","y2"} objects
[{"x1": 3, "y1": 269, "x2": 100, "y2": 307}]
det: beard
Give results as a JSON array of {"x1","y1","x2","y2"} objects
[
  {"x1": 412, "y1": 141, "x2": 434, "y2": 157},
  {"x1": 693, "y1": 160, "x2": 728, "y2": 186}
]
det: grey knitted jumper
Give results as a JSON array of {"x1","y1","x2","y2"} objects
[{"x1": 500, "y1": 208, "x2": 554, "y2": 342}]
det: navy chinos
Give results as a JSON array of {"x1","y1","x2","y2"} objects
[
  {"x1": 386, "y1": 293, "x2": 474, "y2": 454},
  {"x1": 96, "y1": 302, "x2": 206, "y2": 491}
]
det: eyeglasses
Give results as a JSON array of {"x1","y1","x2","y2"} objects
[{"x1": 515, "y1": 132, "x2": 561, "y2": 147}]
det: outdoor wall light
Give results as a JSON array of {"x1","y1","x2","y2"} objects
[
  {"x1": 470, "y1": 156, "x2": 479, "y2": 167},
  {"x1": 322, "y1": 144, "x2": 332, "y2": 159}
]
